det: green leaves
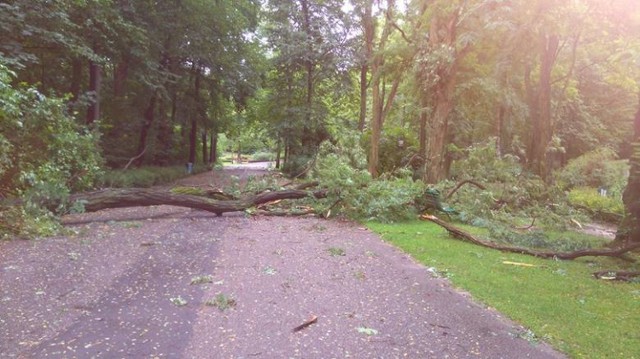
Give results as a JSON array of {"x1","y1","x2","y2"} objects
[{"x1": 0, "y1": 65, "x2": 103, "y2": 238}]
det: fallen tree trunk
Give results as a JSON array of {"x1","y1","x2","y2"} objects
[
  {"x1": 421, "y1": 214, "x2": 640, "y2": 260},
  {"x1": 70, "y1": 188, "x2": 326, "y2": 216}
]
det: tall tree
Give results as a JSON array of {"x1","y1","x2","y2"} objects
[{"x1": 616, "y1": 96, "x2": 640, "y2": 244}]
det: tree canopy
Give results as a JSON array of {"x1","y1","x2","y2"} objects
[{"x1": 1, "y1": 0, "x2": 640, "y2": 241}]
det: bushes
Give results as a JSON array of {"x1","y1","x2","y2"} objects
[
  {"x1": 567, "y1": 187, "x2": 624, "y2": 222},
  {"x1": 445, "y1": 139, "x2": 585, "y2": 230},
  {"x1": 0, "y1": 64, "x2": 103, "y2": 238},
  {"x1": 554, "y1": 148, "x2": 629, "y2": 196},
  {"x1": 311, "y1": 134, "x2": 425, "y2": 222}
]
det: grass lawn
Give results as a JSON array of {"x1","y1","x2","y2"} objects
[{"x1": 367, "y1": 220, "x2": 640, "y2": 359}]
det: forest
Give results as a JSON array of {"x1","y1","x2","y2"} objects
[
  {"x1": 2, "y1": 1, "x2": 640, "y2": 358},
  {"x1": 1, "y1": 0, "x2": 639, "y2": 245}
]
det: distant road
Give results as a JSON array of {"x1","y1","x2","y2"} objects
[{"x1": 223, "y1": 161, "x2": 275, "y2": 170}]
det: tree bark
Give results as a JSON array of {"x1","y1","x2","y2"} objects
[
  {"x1": 136, "y1": 92, "x2": 157, "y2": 166},
  {"x1": 368, "y1": 0, "x2": 396, "y2": 177},
  {"x1": 85, "y1": 60, "x2": 101, "y2": 126},
  {"x1": 423, "y1": 10, "x2": 465, "y2": 184},
  {"x1": 615, "y1": 95, "x2": 640, "y2": 244},
  {"x1": 358, "y1": 0, "x2": 373, "y2": 132},
  {"x1": 201, "y1": 130, "x2": 208, "y2": 164},
  {"x1": 189, "y1": 66, "x2": 201, "y2": 165},
  {"x1": 210, "y1": 132, "x2": 217, "y2": 164},
  {"x1": 70, "y1": 188, "x2": 327, "y2": 216},
  {"x1": 113, "y1": 57, "x2": 129, "y2": 97},
  {"x1": 527, "y1": 33, "x2": 559, "y2": 182}
]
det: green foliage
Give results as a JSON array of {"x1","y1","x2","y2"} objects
[
  {"x1": 99, "y1": 165, "x2": 207, "y2": 188},
  {"x1": 0, "y1": 65, "x2": 103, "y2": 238},
  {"x1": 251, "y1": 151, "x2": 275, "y2": 162},
  {"x1": 445, "y1": 139, "x2": 583, "y2": 230},
  {"x1": 568, "y1": 187, "x2": 625, "y2": 222},
  {"x1": 368, "y1": 220, "x2": 640, "y2": 359},
  {"x1": 311, "y1": 134, "x2": 425, "y2": 222},
  {"x1": 554, "y1": 148, "x2": 629, "y2": 196},
  {"x1": 487, "y1": 225, "x2": 607, "y2": 252}
]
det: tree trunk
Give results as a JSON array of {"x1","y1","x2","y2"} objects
[
  {"x1": 423, "y1": 11, "x2": 464, "y2": 184},
  {"x1": 210, "y1": 132, "x2": 217, "y2": 164},
  {"x1": 70, "y1": 188, "x2": 327, "y2": 216},
  {"x1": 275, "y1": 138, "x2": 282, "y2": 169},
  {"x1": 615, "y1": 96, "x2": 640, "y2": 244},
  {"x1": 201, "y1": 131, "x2": 208, "y2": 164},
  {"x1": 135, "y1": 93, "x2": 157, "y2": 166},
  {"x1": 113, "y1": 57, "x2": 129, "y2": 97},
  {"x1": 358, "y1": 0, "x2": 373, "y2": 132},
  {"x1": 368, "y1": 0, "x2": 396, "y2": 177},
  {"x1": 189, "y1": 67, "x2": 200, "y2": 165},
  {"x1": 154, "y1": 96, "x2": 172, "y2": 166},
  {"x1": 527, "y1": 34, "x2": 559, "y2": 182},
  {"x1": 85, "y1": 60, "x2": 101, "y2": 126}
]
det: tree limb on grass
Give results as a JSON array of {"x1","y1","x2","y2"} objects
[
  {"x1": 593, "y1": 270, "x2": 640, "y2": 281},
  {"x1": 421, "y1": 214, "x2": 640, "y2": 260}
]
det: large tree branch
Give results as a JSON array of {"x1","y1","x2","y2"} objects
[
  {"x1": 71, "y1": 188, "x2": 327, "y2": 216},
  {"x1": 421, "y1": 215, "x2": 640, "y2": 260}
]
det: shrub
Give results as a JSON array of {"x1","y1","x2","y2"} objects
[
  {"x1": 0, "y1": 64, "x2": 103, "y2": 238},
  {"x1": 311, "y1": 134, "x2": 425, "y2": 222},
  {"x1": 251, "y1": 151, "x2": 275, "y2": 162},
  {"x1": 445, "y1": 138, "x2": 584, "y2": 230},
  {"x1": 554, "y1": 148, "x2": 629, "y2": 196},
  {"x1": 567, "y1": 187, "x2": 624, "y2": 222}
]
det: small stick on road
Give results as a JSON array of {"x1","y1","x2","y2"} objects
[{"x1": 292, "y1": 315, "x2": 318, "y2": 332}]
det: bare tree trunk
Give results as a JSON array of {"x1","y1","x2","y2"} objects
[
  {"x1": 189, "y1": 66, "x2": 200, "y2": 165},
  {"x1": 368, "y1": 0, "x2": 396, "y2": 177},
  {"x1": 358, "y1": 0, "x2": 373, "y2": 132},
  {"x1": 135, "y1": 93, "x2": 157, "y2": 166},
  {"x1": 527, "y1": 34, "x2": 559, "y2": 182},
  {"x1": 70, "y1": 188, "x2": 327, "y2": 216},
  {"x1": 275, "y1": 138, "x2": 282, "y2": 169},
  {"x1": 113, "y1": 57, "x2": 128, "y2": 97},
  {"x1": 210, "y1": 132, "x2": 217, "y2": 164},
  {"x1": 615, "y1": 95, "x2": 640, "y2": 244},
  {"x1": 423, "y1": 11, "x2": 465, "y2": 184},
  {"x1": 201, "y1": 130, "x2": 208, "y2": 165},
  {"x1": 85, "y1": 60, "x2": 101, "y2": 126}
]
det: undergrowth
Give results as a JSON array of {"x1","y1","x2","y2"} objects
[
  {"x1": 99, "y1": 165, "x2": 208, "y2": 188},
  {"x1": 310, "y1": 134, "x2": 425, "y2": 222}
]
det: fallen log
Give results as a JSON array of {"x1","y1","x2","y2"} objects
[
  {"x1": 421, "y1": 214, "x2": 640, "y2": 260},
  {"x1": 70, "y1": 187, "x2": 327, "y2": 216}
]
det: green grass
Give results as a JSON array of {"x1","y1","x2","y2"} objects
[{"x1": 367, "y1": 220, "x2": 640, "y2": 359}]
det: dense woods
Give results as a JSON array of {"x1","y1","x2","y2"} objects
[{"x1": 1, "y1": 0, "x2": 639, "y2": 243}]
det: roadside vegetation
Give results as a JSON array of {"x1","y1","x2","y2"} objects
[
  {"x1": 368, "y1": 220, "x2": 640, "y2": 359},
  {"x1": 1, "y1": 1, "x2": 639, "y2": 357}
]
